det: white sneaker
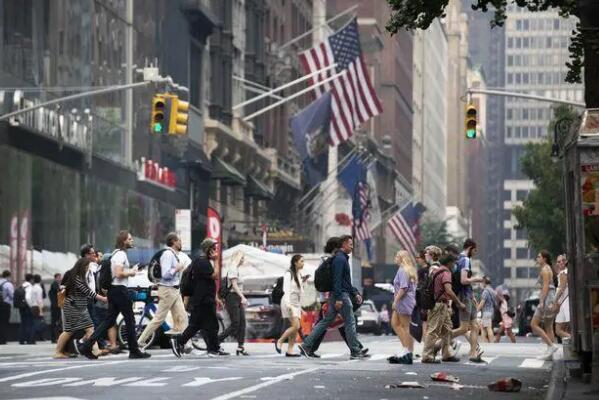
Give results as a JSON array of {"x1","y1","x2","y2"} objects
[{"x1": 537, "y1": 345, "x2": 558, "y2": 361}]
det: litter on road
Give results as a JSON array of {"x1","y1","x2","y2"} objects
[
  {"x1": 430, "y1": 372, "x2": 460, "y2": 383},
  {"x1": 385, "y1": 382, "x2": 425, "y2": 389},
  {"x1": 487, "y1": 378, "x2": 522, "y2": 392}
]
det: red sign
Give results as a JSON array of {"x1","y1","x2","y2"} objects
[
  {"x1": 9, "y1": 213, "x2": 17, "y2": 278},
  {"x1": 18, "y1": 210, "x2": 29, "y2": 281},
  {"x1": 207, "y1": 207, "x2": 223, "y2": 282},
  {"x1": 136, "y1": 157, "x2": 176, "y2": 190}
]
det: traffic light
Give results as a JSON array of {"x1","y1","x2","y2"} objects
[
  {"x1": 167, "y1": 96, "x2": 189, "y2": 135},
  {"x1": 150, "y1": 94, "x2": 169, "y2": 134},
  {"x1": 465, "y1": 103, "x2": 477, "y2": 139}
]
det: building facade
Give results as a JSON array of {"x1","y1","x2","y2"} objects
[
  {"x1": 503, "y1": 5, "x2": 583, "y2": 304},
  {"x1": 0, "y1": 0, "x2": 215, "y2": 282}
]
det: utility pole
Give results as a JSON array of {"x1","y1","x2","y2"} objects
[{"x1": 125, "y1": 0, "x2": 134, "y2": 167}]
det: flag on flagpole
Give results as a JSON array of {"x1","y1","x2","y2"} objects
[
  {"x1": 387, "y1": 202, "x2": 426, "y2": 256},
  {"x1": 298, "y1": 18, "x2": 383, "y2": 146}
]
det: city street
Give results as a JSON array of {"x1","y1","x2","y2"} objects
[{"x1": 0, "y1": 336, "x2": 555, "y2": 400}]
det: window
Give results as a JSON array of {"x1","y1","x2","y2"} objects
[
  {"x1": 507, "y1": 109, "x2": 513, "y2": 119},
  {"x1": 523, "y1": 73, "x2": 529, "y2": 84},
  {"x1": 516, "y1": 37, "x2": 522, "y2": 48},
  {"x1": 503, "y1": 209, "x2": 512, "y2": 222},
  {"x1": 507, "y1": 127, "x2": 513, "y2": 138},
  {"x1": 516, "y1": 267, "x2": 531, "y2": 278},
  {"x1": 508, "y1": 55, "x2": 513, "y2": 66},
  {"x1": 516, "y1": 20, "x2": 522, "y2": 30},
  {"x1": 522, "y1": 109, "x2": 529, "y2": 119},
  {"x1": 515, "y1": 127, "x2": 521, "y2": 138},
  {"x1": 516, "y1": 248, "x2": 530, "y2": 259},
  {"x1": 504, "y1": 248, "x2": 512, "y2": 260},
  {"x1": 516, "y1": 190, "x2": 527, "y2": 201},
  {"x1": 516, "y1": 73, "x2": 521, "y2": 84},
  {"x1": 507, "y1": 73, "x2": 513, "y2": 84},
  {"x1": 516, "y1": 228, "x2": 527, "y2": 239},
  {"x1": 523, "y1": 19, "x2": 529, "y2": 30},
  {"x1": 554, "y1": 19, "x2": 560, "y2": 30},
  {"x1": 523, "y1": 37, "x2": 529, "y2": 48},
  {"x1": 522, "y1": 126, "x2": 529, "y2": 138},
  {"x1": 503, "y1": 189, "x2": 512, "y2": 201},
  {"x1": 504, "y1": 228, "x2": 512, "y2": 240},
  {"x1": 508, "y1": 37, "x2": 514, "y2": 48},
  {"x1": 546, "y1": 37, "x2": 552, "y2": 48}
]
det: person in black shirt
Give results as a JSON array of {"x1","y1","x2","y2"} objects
[
  {"x1": 171, "y1": 238, "x2": 228, "y2": 357},
  {"x1": 48, "y1": 273, "x2": 62, "y2": 343}
]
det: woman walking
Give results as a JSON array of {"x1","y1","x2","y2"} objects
[
  {"x1": 554, "y1": 254, "x2": 570, "y2": 341},
  {"x1": 495, "y1": 293, "x2": 516, "y2": 343},
  {"x1": 531, "y1": 250, "x2": 559, "y2": 360},
  {"x1": 219, "y1": 251, "x2": 249, "y2": 356},
  {"x1": 54, "y1": 258, "x2": 107, "y2": 359},
  {"x1": 275, "y1": 255, "x2": 305, "y2": 357},
  {"x1": 388, "y1": 250, "x2": 417, "y2": 364}
]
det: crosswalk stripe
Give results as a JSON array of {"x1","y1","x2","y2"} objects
[{"x1": 519, "y1": 358, "x2": 547, "y2": 369}]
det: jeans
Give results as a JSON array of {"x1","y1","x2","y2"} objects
[
  {"x1": 181, "y1": 303, "x2": 219, "y2": 352},
  {"x1": 85, "y1": 286, "x2": 139, "y2": 352},
  {"x1": 18, "y1": 306, "x2": 34, "y2": 344},
  {"x1": 0, "y1": 302, "x2": 11, "y2": 344},
  {"x1": 303, "y1": 293, "x2": 361, "y2": 355},
  {"x1": 218, "y1": 293, "x2": 246, "y2": 346}
]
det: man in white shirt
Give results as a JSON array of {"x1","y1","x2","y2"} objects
[
  {"x1": 19, "y1": 274, "x2": 35, "y2": 344},
  {"x1": 137, "y1": 232, "x2": 188, "y2": 349},
  {"x1": 31, "y1": 275, "x2": 45, "y2": 341}
]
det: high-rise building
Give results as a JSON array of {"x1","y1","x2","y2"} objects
[
  {"x1": 412, "y1": 21, "x2": 448, "y2": 218},
  {"x1": 503, "y1": 5, "x2": 583, "y2": 304}
]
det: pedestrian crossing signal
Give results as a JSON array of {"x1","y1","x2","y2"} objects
[{"x1": 465, "y1": 103, "x2": 477, "y2": 139}]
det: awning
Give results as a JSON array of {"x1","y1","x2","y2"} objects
[
  {"x1": 246, "y1": 175, "x2": 274, "y2": 200},
  {"x1": 211, "y1": 157, "x2": 246, "y2": 186}
]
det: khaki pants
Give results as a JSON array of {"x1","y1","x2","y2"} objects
[
  {"x1": 422, "y1": 302, "x2": 453, "y2": 361},
  {"x1": 138, "y1": 286, "x2": 188, "y2": 347}
]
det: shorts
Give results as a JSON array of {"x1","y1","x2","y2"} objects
[
  {"x1": 555, "y1": 297, "x2": 570, "y2": 324},
  {"x1": 533, "y1": 290, "x2": 558, "y2": 321},
  {"x1": 281, "y1": 300, "x2": 301, "y2": 320},
  {"x1": 481, "y1": 311, "x2": 493, "y2": 328},
  {"x1": 459, "y1": 295, "x2": 477, "y2": 322}
]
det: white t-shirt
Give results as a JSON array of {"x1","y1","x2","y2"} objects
[
  {"x1": 227, "y1": 267, "x2": 243, "y2": 292},
  {"x1": 111, "y1": 249, "x2": 130, "y2": 287},
  {"x1": 87, "y1": 262, "x2": 99, "y2": 292},
  {"x1": 30, "y1": 283, "x2": 43, "y2": 308}
]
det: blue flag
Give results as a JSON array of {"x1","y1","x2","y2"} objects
[
  {"x1": 338, "y1": 155, "x2": 367, "y2": 198},
  {"x1": 291, "y1": 92, "x2": 332, "y2": 187}
]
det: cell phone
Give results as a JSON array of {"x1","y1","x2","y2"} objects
[{"x1": 302, "y1": 274, "x2": 311, "y2": 281}]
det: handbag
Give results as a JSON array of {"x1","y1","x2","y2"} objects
[{"x1": 57, "y1": 289, "x2": 66, "y2": 309}]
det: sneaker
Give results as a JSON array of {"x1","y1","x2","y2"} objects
[
  {"x1": 311, "y1": 352, "x2": 321, "y2": 358},
  {"x1": 129, "y1": 351, "x2": 151, "y2": 359},
  {"x1": 73, "y1": 339, "x2": 82, "y2": 355},
  {"x1": 207, "y1": 348, "x2": 230, "y2": 357},
  {"x1": 298, "y1": 344, "x2": 313, "y2": 358},
  {"x1": 537, "y1": 345, "x2": 558, "y2": 361},
  {"x1": 361, "y1": 348, "x2": 369, "y2": 356},
  {"x1": 170, "y1": 337, "x2": 181, "y2": 358},
  {"x1": 350, "y1": 352, "x2": 371, "y2": 360},
  {"x1": 76, "y1": 341, "x2": 97, "y2": 360},
  {"x1": 107, "y1": 345, "x2": 122, "y2": 355},
  {"x1": 389, "y1": 353, "x2": 412, "y2": 365},
  {"x1": 442, "y1": 356, "x2": 461, "y2": 362},
  {"x1": 452, "y1": 340, "x2": 462, "y2": 355},
  {"x1": 421, "y1": 357, "x2": 441, "y2": 364},
  {"x1": 183, "y1": 344, "x2": 193, "y2": 354}
]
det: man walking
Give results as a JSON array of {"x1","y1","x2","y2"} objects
[
  {"x1": 138, "y1": 232, "x2": 188, "y2": 349},
  {"x1": 451, "y1": 238, "x2": 485, "y2": 362},
  {"x1": 77, "y1": 230, "x2": 150, "y2": 359},
  {"x1": 31, "y1": 274, "x2": 46, "y2": 341},
  {"x1": 422, "y1": 254, "x2": 465, "y2": 363},
  {"x1": 0, "y1": 270, "x2": 15, "y2": 344},
  {"x1": 299, "y1": 235, "x2": 368, "y2": 360},
  {"x1": 171, "y1": 238, "x2": 228, "y2": 357},
  {"x1": 477, "y1": 276, "x2": 496, "y2": 343},
  {"x1": 48, "y1": 273, "x2": 62, "y2": 343},
  {"x1": 17, "y1": 274, "x2": 35, "y2": 344}
]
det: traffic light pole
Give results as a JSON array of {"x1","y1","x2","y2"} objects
[
  {"x1": 0, "y1": 80, "x2": 164, "y2": 122},
  {"x1": 466, "y1": 88, "x2": 586, "y2": 108}
]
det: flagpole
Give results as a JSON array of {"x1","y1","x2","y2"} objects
[
  {"x1": 232, "y1": 64, "x2": 337, "y2": 111},
  {"x1": 243, "y1": 69, "x2": 347, "y2": 121}
]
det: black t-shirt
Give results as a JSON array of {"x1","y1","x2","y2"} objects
[{"x1": 184, "y1": 256, "x2": 216, "y2": 305}]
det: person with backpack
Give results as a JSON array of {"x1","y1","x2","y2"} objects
[
  {"x1": 421, "y1": 254, "x2": 466, "y2": 363},
  {"x1": 476, "y1": 276, "x2": 496, "y2": 343},
  {"x1": 171, "y1": 238, "x2": 229, "y2": 357},
  {"x1": 275, "y1": 255, "x2": 306, "y2": 357},
  {"x1": 451, "y1": 238, "x2": 485, "y2": 363},
  {"x1": 48, "y1": 273, "x2": 62, "y2": 343},
  {"x1": 137, "y1": 232, "x2": 188, "y2": 349},
  {"x1": 218, "y1": 250, "x2": 249, "y2": 356},
  {"x1": 298, "y1": 235, "x2": 368, "y2": 360},
  {"x1": 16, "y1": 273, "x2": 35, "y2": 344},
  {"x1": 0, "y1": 270, "x2": 15, "y2": 344},
  {"x1": 76, "y1": 230, "x2": 150, "y2": 359}
]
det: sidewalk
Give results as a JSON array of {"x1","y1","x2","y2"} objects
[
  {"x1": 546, "y1": 359, "x2": 599, "y2": 399},
  {"x1": 0, "y1": 341, "x2": 56, "y2": 358}
]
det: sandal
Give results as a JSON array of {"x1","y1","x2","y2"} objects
[
  {"x1": 469, "y1": 350, "x2": 485, "y2": 363},
  {"x1": 274, "y1": 341, "x2": 281, "y2": 354}
]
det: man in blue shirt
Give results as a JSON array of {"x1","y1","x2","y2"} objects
[
  {"x1": 0, "y1": 270, "x2": 15, "y2": 344},
  {"x1": 299, "y1": 235, "x2": 369, "y2": 360}
]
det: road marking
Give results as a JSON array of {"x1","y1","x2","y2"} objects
[
  {"x1": 368, "y1": 354, "x2": 391, "y2": 361},
  {"x1": 162, "y1": 366, "x2": 202, "y2": 372},
  {"x1": 519, "y1": 358, "x2": 547, "y2": 369},
  {"x1": 320, "y1": 353, "x2": 343, "y2": 359},
  {"x1": 209, "y1": 367, "x2": 321, "y2": 400},
  {"x1": 125, "y1": 377, "x2": 171, "y2": 387},
  {"x1": 63, "y1": 377, "x2": 143, "y2": 387},
  {"x1": 0, "y1": 360, "x2": 126, "y2": 383},
  {"x1": 12, "y1": 378, "x2": 82, "y2": 387},
  {"x1": 182, "y1": 377, "x2": 244, "y2": 387}
]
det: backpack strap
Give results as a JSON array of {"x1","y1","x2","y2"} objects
[{"x1": 431, "y1": 267, "x2": 449, "y2": 303}]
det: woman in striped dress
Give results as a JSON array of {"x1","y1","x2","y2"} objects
[{"x1": 60, "y1": 258, "x2": 106, "y2": 357}]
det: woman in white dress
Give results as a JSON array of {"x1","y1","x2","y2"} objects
[
  {"x1": 275, "y1": 255, "x2": 304, "y2": 357},
  {"x1": 554, "y1": 254, "x2": 570, "y2": 341}
]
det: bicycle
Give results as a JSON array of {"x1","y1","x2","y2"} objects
[
  {"x1": 117, "y1": 286, "x2": 169, "y2": 349},
  {"x1": 189, "y1": 310, "x2": 226, "y2": 351}
]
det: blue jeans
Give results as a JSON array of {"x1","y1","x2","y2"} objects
[
  {"x1": 303, "y1": 293, "x2": 361, "y2": 355},
  {"x1": 18, "y1": 307, "x2": 34, "y2": 344}
]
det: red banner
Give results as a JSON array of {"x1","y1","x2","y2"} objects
[{"x1": 206, "y1": 207, "x2": 222, "y2": 281}]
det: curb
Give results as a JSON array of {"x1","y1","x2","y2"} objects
[{"x1": 545, "y1": 359, "x2": 566, "y2": 400}]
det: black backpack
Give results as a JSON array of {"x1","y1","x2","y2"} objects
[
  {"x1": 452, "y1": 254, "x2": 468, "y2": 295},
  {"x1": 419, "y1": 267, "x2": 448, "y2": 310},
  {"x1": 314, "y1": 257, "x2": 333, "y2": 292},
  {"x1": 147, "y1": 249, "x2": 179, "y2": 283},
  {"x1": 13, "y1": 285, "x2": 28, "y2": 309},
  {"x1": 219, "y1": 274, "x2": 231, "y2": 299},
  {"x1": 272, "y1": 276, "x2": 284, "y2": 305},
  {"x1": 98, "y1": 250, "x2": 122, "y2": 292}
]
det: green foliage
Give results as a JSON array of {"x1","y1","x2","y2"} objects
[
  {"x1": 512, "y1": 105, "x2": 579, "y2": 255},
  {"x1": 385, "y1": 0, "x2": 582, "y2": 83},
  {"x1": 419, "y1": 215, "x2": 463, "y2": 249}
]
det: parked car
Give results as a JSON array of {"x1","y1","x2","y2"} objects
[
  {"x1": 356, "y1": 300, "x2": 382, "y2": 335},
  {"x1": 516, "y1": 296, "x2": 539, "y2": 336},
  {"x1": 244, "y1": 291, "x2": 283, "y2": 339}
]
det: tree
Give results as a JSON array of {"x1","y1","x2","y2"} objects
[
  {"x1": 418, "y1": 215, "x2": 463, "y2": 249},
  {"x1": 385, "y1": 0, "x2": 599, "y2": 107},
  {"x1": 512, "y1": 105, "x2": 579, "y2": 256}
]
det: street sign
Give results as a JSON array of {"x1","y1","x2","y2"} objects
[{"x1": 175, "y1": 209, "x2": 191, "y2": 252}]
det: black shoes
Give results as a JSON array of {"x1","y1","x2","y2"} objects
[
  {"x1": 129, "y1": 350, "x2": 151, "y2": 359},
  {"x1": 285, "y1": 353, "x2": 301, "y2": 357},
  {"x1": 442, "y1": 356, "x2": 461, "y2": 362},
  {"x1": 75, "y1": 340, "x2": 97, "y2": 360},
  {"x1": 350, "y1": 352, "x2": 371, "y2": 360},
  {"x1": 170, "y1": 337, "x2": 182, "y2": 358},
  {"x1": 388, "y1": 352, "x2": 413, "y2": 364},
  {"x1": 298, "y1": 344, "x2": 313, "y2": 358},
  {"x1": 207, "y1": 348, "x2": 230, "y2": 357},
  {"x1": 236, "y1": 347, "x2": 249, "y2": 356}
]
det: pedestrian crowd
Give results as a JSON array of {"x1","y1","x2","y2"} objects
[{"x1": 0, "y1": 231, "x2": 570, "y2": 365}]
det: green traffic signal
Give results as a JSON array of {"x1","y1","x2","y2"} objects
[
  {"x1": 466, "y1": 128, "x2": 476, "y2": 139},
  {"x1": 153, "y1": 122, "x2": 163, "y2": 133}
]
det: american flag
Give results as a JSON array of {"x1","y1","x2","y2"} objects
[
  {"x1": 298, "y1": 18, "x2": 383, "y2": 146},
  {"x1": 387, "y1": 202, "x2": 425, "y2": 256},
  {"x1": 353, "y1": 181, "x2": 372, "y2": 241}
]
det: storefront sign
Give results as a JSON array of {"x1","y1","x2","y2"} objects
[
  {"x1": 135, "y1": 157, "x2": 176, "y2": 191},
  {"x1": 175, "y1": 209, "x2": 191, "y2": 252},
  {"x1": 2, "y1": 90, "x2": 92, "y2": 152}
]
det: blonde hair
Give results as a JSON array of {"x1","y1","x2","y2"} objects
[
  {"x1": 230, "y1": 250, "x2": 244, "y2": 269},
  {"x1": 396, "y1": 250, "x2": 417, "y2": 283},
  {"x1": 425, "y1": 245, "x2": 442, "y2": 261}
]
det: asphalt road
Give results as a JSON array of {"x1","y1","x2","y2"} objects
[{"x1": 0, "y1": 335, "x2": 555, "y2": 400}]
